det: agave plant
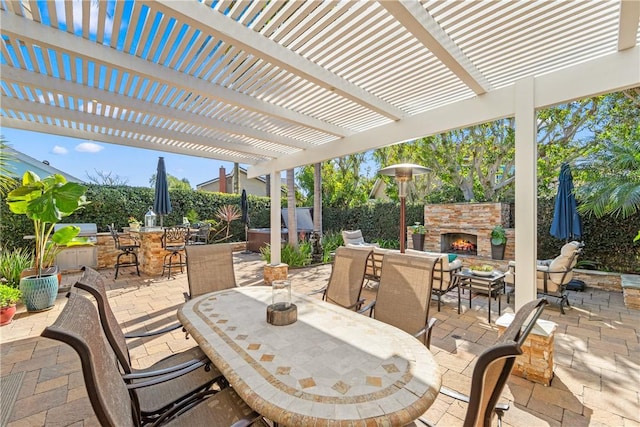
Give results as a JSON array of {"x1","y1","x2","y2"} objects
[{"x1": 215, "y1": 205, "x2": 241, "y2": 240}]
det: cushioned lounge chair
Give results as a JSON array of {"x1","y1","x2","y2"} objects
[
  {"x1": 73, "y1": 267, "x2": 223, "y2": 422},
  {"x1": 504, "y1": 241, "x2": 582, "y2": 313},
  {"x1": 420, "y1": 298, "x2": 548, "y2": 427},
  {"x1": 321, "y1": 246, "x2": 372, "y2": 310},
  {"x1": 342, "y1": 229, "x2": 379, "y2": 247},
  {"x1": 361, "y1": 252, "x2": 440, "y2": 348},
  {"x1": 185, "y1": 243, "x2": 236, "y2": 299},
  {"x1": 41, "y1": 292, "x2": 266, "y2": 427}
]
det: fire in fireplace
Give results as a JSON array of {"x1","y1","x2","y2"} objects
[{"x1": 441, "y1": 233, "x2": 478, "y2": 255}]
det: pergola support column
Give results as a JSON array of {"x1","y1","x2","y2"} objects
[{"x1": 514, "y1": 77, "x2": 538, "y2": 310}]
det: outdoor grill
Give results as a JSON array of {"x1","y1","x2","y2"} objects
[{"x1": 53, "y1": 223, "x2": 98, "y2": 271}]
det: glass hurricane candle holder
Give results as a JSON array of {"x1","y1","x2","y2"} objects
[{"x1": 272, "y1": 280, "x2": 291, "y2": 310}]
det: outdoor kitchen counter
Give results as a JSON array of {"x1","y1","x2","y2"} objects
[{"x1": 126, "y1": 228, "x2": 166, "y2": 276}]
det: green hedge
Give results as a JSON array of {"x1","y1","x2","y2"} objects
[
  {"x1": 0, "y1": 184, "x2": 271, "y2": 251},
  {"x1": 323, "y1": 202, "x2": 424, "y2": 243},
  {"x1": 1, "y1": 184, "x2": 637, "y2": 273},
  {"x1": 537, "y1": 198, "x2": 639, "y2": 273}
]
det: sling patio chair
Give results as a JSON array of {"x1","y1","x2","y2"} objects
[
  {"x1": 73, "y1": 267, "x2": 224, "y2": 422},
  {"x1": 360, "y1": 252, "x2": 440, "y2": 348},
  {"x1": 419, "y1": 298, "x2": 548, "y2": 427},
  {"x1": 320, "y1": 246, "x2": 372, "y2": 310},
  {"x1": 42, "y1": 292, "x2": 266, "y2": 427},
  {"x1": 185, "y1": 243, "x2": 237, "y2": 300}
]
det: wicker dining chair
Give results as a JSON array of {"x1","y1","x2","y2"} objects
[
  {"x1": 185, "y1": 243, "x2": 236, "y2": 299},
  {"x1": 420, "y1": 298, "x2": 548, "y2": 427},
  {"x1": 41, "y1": 292, "x2": 266, "y2": 427},
  {"x1": 321, "y1": 246, "x2": 372, "y2": 310},
  {"x1": 361, "y1": 252, "x2": 440, "y2": 348},
  {"x1": 73, "y1": 267, "x2": 224, "y2": 422}
]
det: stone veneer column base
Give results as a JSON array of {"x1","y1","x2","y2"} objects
[
  {"x1": 622, "y1": 274, "x2": 640, "y2": 309},
  {"x1": 496, "y1": 313, "x2": 557, "y2": 386},
  {"x1": 264, "y1": 263, "x2": 288, "y2": 285}
]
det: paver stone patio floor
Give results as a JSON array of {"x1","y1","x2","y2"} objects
[{"x1": 1, "y1": 252, "x2": 638, "y2": 426}]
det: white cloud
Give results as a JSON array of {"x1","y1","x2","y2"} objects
[
  {"x1": 75, "y1": 142, "x2": 104, "y2": 153},
  {"x1": 51, "y1": 145, "x2": 68, "y2": 154}
]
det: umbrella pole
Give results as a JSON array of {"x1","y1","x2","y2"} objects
[{"x1": 242, "y1": 223, "x2": 252, "y2": 254}]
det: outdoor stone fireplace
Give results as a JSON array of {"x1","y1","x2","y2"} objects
[
  {"x1": 441, "y1": 232, "x2": 478, "y2": 255},
  {"x1": 422, "y1": 202, "x2": 515, "y2": 259}
]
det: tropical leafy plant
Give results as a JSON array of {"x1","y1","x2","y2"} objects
[
  {"x1": 259, "y1": 242, "x2": 312, "y2": 268},
  {"x1": 5, "y1": 172, "x2": 89, "y2": 277},
  {"x1": 0, "y1": 247, "x2": 34, "y2": 288},
  {"x1": 411, "y1": 222, "x2": 426, "y2": 234},
  {"x1": 321, "y1": 231, "x2": 344, "y2": 263},
  {"x1": 490, "y1": 225, "x2": 507, "y2": 245}
]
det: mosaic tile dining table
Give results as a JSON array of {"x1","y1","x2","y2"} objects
[{"x1": 178, "y1": 286, "x2": 441, "y2": 426}]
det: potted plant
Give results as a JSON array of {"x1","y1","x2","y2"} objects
[
  {"x1": 6, "y1": 171, "x2": 89, "y2": 312},
  {"x1": 128, "y1": 216, "x2": 141, "y2": 232},
  {"x1": 490, "y1": 225, "x2": 507, "y2": 260},
  {"x1": 0, "y1": 247, "x2": 34, "y2": 288},
  {"x1": 0, "y1": 284, "x2": 22, "y2": 326},
  {"x1": 410, "y1": 222, "x2": 427, "y2": 251}
]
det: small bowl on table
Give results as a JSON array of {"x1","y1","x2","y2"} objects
[{"x1": 469, "y1": 265, "x2": 494, "y2": 277}]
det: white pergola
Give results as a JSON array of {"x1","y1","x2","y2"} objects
[{"x1": 1, "y1": 1, "x2": 639, "y2": 308}]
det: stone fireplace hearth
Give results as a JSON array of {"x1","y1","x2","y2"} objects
[
  {"x1": 441, "y1": 232, "x2": 478, "y2": 255},
  {"x1": 419, "y1": 202, "x2": 514, "y2": 259}
]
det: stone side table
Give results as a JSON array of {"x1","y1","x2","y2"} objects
[{"x1": 496, "y1": 312, "x2": 557, "y2": 386}]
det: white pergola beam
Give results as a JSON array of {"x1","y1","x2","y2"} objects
[
  {"x1": 618, "y1": 0, "x2": 640, "y2": 51},
  {"x1": 248, "y1": 46, "x2": 640, "y2": 177},
  {"x1": 0, "y1": 117, "x2": 247, "y2": 163},
  {"x1": 1, "y1": 97, "x2": 275, "y2": 159},
  {"x1": 147, "y1": 0, "x2": 406, "y2": 121},
  {"x1": 0, "y1": 13, "x2": 350, "y2": 138},
  {"x1": 1, "y1": 66, "x2": 313, "y2": 151},
  {"x1": 380, "y1": 0, "x2": 492, "y2": 95}
]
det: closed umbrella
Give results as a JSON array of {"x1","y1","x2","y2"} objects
[
  {"x1": 153, "y1": 157, "x2": 172, "y2": 227},
  {"x1": 550, "y1": 163, "x2": 583, "y2": 242},
  {"x1": 240, "y1": 189, "x2": 251, "y2": 253}
]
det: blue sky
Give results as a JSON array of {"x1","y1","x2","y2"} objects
[{"x1": 3, "y1": 128, "x2": 239, "y2": 188}]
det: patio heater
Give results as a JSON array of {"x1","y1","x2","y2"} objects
[{"x1": 378, "y1": 163, "x2": 430, "y2": 253}]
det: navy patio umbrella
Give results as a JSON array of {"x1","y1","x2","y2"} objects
[
  {"x1": 550, "y1": 163, "x2": 583, "y2": 242},
  {"x1": 240, "y1": 189, "x2": 251, "y2": 253},
  {"x1": 153, "y1": 157, "x2": 172, "y2": 227}
]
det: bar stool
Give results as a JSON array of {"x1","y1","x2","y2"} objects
[
  {"x1": 108, "y1": 224, "x2": 140, "y2": 279},
  {"x1": 162, "y1": 226, "x2": 190, "y2": 279}
]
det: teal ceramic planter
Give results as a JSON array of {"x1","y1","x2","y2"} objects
[{"x1": 19, "y1": 274, "x2": 59, "y2": 312}]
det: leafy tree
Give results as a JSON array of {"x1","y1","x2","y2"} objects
[
  {"x1": 575, "y1": 88, "x2": 640, "y2": 219},
  {"x1": 149, "y1": 173, "x2": 192, "y2": 191},
  {"x1": 0, "y1": 138, "x2": 17, "y2": 197},
  {"x1": 374, "y1": 97, "x2": 603, "y2": 202},
  {"x1": 297, "y1": 154, "x2": 375, "y2": 208}
]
